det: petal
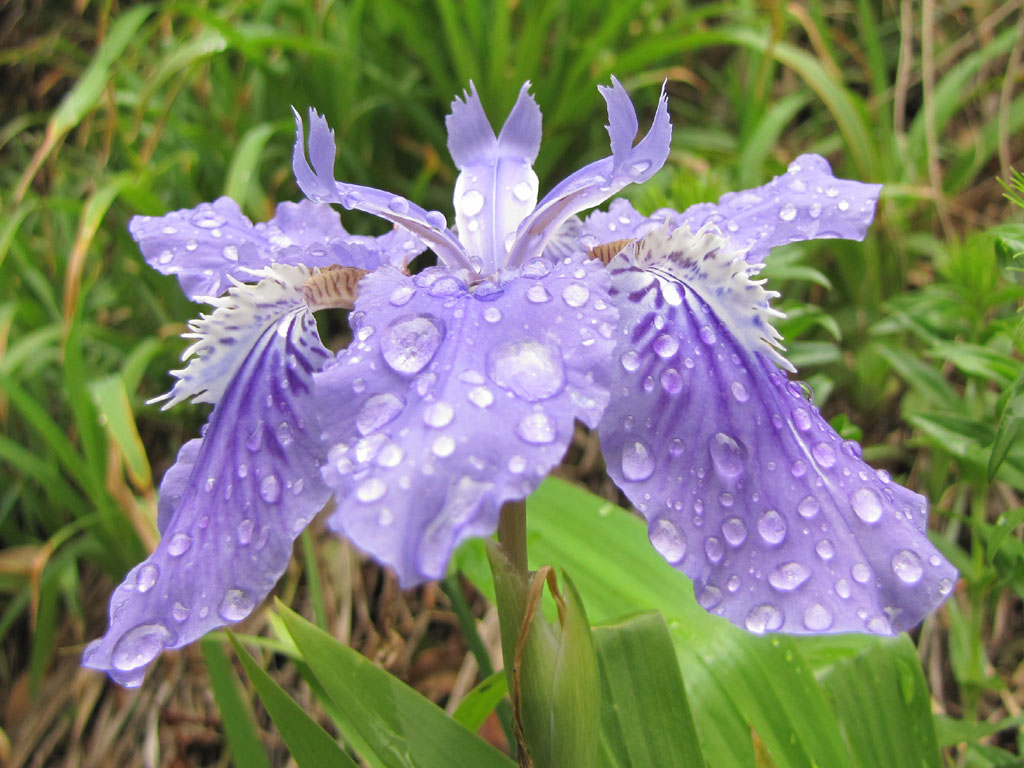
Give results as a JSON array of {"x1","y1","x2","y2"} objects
[
  {"x1": 663, "y1": 154, "x2": 882, "y2": 264},
  {"x1": 84, "y1": 268, "x2": 332, "y2": 686},
  {"x1": 506, "y1": 78, "x2": 671, "y2": 268},
  {"x1": 293, "y1": 109, "x2": 474, "y2": 272},
  {"x1": 314, "y1": 256, "x2": 617, "y2": 586},
  {"x1": 579, "y1": 198, "x2": 657, "y2": 247},
  {"x1": 447, "y1": 82, "x2": 543, "y2": 273},
  {"x1": 599, "y1": 239, "x2": 956, "y2": 636},
  {"x1": 131, "y1": 197, "x2": 414, "y2": 301}
]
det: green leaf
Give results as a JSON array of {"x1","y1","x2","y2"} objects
[
  {"x1": 990, "y1": 371, "x2": 1024, "y2": 481},
  {"x1": 594, "y1": 612, "x2": 705, "y2": 768},
  {"x1": 89, "y1": 375, "x2": 152, "y2": 489},
  {"x1": 228, "y1": 633, "x2": 359, "y2": 768},
  {"x1": 277, "y1": 601, "x2": 515, "y2": 768},
  {"x1": 224, "y1": 122, "x2": 280, "y2": 208},
  {"x1": 452, "y1": 670, "x2": 509, "y2": 734},
  {"x1": 201, "y1": 637, "x2": 273, "y2": 768},
  {"x1": 820, "y1": 636, "x2": 942, "y2": 768}
]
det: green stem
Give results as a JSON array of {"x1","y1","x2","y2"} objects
[{"x1": 497, "y1": 500, "x2": 528, "y2": 577}]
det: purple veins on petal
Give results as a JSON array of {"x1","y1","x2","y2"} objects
[
  {"x1": 314, "y1": 256, "x2": 617, "y2": 587},
  {"x1": 598, "y1": 226, "x2": 956, "y2": 636},
  {"x1": 83, "y1": 270, "x2": 332, "y2": 686}
]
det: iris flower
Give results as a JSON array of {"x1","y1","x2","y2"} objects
[{"x1": 84, "y1": 80, "x2": 955, "y2": 686}]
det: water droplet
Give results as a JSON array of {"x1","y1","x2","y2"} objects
[
  {"x1": 803, "y1": 604, "x2": 833, "y2": 631},
  {"x1": 650, "y1": 518, "x2": 686, "y2": 562},
  {"x1": 699, "y1": 325, "x2": 717, "y2": 345},
  {"x1": 561, "y1": 283, "x2": 590, "y2": 308},
  {"x1": 526, "y1": 284, "x2": 552, "y2": 303},
  {"x1": 219, "y1": 589, "x2": 255, "y2": 621},
  {"x1": 259, "y1": 474, "x2": 281, "y2": 503},
  {"x1": 111, "y1": 623, "x2": 174, "y2": 672},
  {"x1": 516, "y1": 412, "x2": 556, "y2": 444},
  {"x1": 630, "y1": 159, "x2": 652, "y2": 177},
  {"x1": 757, "y1": 509, "x2": 787, "y2": 545},
  {"x1": 727, "y1": 575, "x2": 741, "y2": 592},
  {"x1": 660, "y1": 368, "x2": 682, "y2": 394},
  {"x1": 709, "y1": 433, "x2": 746, "y2": 479},
  {"x1": 354, "y1": 477, "x2": 386, "y2": 503},
  {"x1": 484, "y1": 306, "x2": 502, "y2": 323},
  {"x1": 745, "y1": 604, "x2": 783, "y2": 634},
  {"x1": 652, "y1": 333, "x2": 678, "y2": 358},
  {"x1": 812, "y1": 442, "x2": 836, "y2": 468},
  {"x1": 487, "y1": 340, "x2": 565, "y2": 401},
  {"x1": 158, "y1": 250, "x2": 174, "y2": 264},
  {"x1": 508, "y1": 455, "x2": 527, "y2": 474},
  {"x1": 852, "y1": 562, "x2": 871, "y2": 583},
  {"x1": 237, "y1": 519, "x2": 255, "y2": 545},
  {"x1": 460, "y1": 189, "x2": 485, "y2": 216},
  {"x1": 513, "y1": 181, "x2": 534, "y2": 202},
  {"x1": 167, "y1": 533, "x2": 192, "y2": 556},
  {"x1": 814, "y1": 539, "x2": 835, "y2": 560},
  {"x1": 136, "y1": 564, "x2": 158, "y2": 593},
  {"x1": 938, "y1": 578, "x2": 953, "y2": 595},
  {"x1": 356, "y1": 393, "x2": 405, "y2": 436},
  {"x1": 246, "y1": 420, "x2": 265, "y2": 452},
  {"x1": 620, "y1": 350, "x2": 640, "y2": 372},
  {"x1": 797, "y1": 496, "x2": 820, "y2": 519},
  {"x1": 730, "y1": 381, "x2": 749, "y2": 402},
  {"x1": 429, "y1": 276, "x2": 463, "y2": 297},
  {"x1": 698, "y1": 585, "x2": 722, "y2": 609},
  {"x1": 793, "y1": 408, "x2": 812, "y2": 431},
  {"x1": 704, "y1": 536, "x2": 724, "y2": 563},
  {"x1": 851, "y1": 487, "x2": 882, "y2": 523},
  {"x1": 722, "y1": 517, "x2": 747, "y2": 546},
  {"x1": 669, "y1": 438, "x2": 685, "y2": 456},
  {"x1": 808, "y1": 202, "x2": 821, "y2": 218},
  {"x1": 769, "y1": 562, "x2": 811, "y2": 591},
  {"x1": 222, "y1": 245, "x2": 239, "y2": 261},
  {"x1": 388, "y1": 196, "x2": 410, "y2": 214},
  {"x1": 621, "y1": 438, "x2": 655, "y2": 481},
  {"x1": 423, "y1": 401, "x2": 454, "y2": 428},
  {"x1": 172, "y1": 602, "x2": 190, "y2": 622},
  {"x1": 468, "y1": 386, "x2": 494, "y2": 408},
  {"x1": 276, "y1": 421, "x2": 293, "y2": 446},
  {"x1": 838, "y1": 199, "x2": 850, "y2": 211},
  {"x1": 192, "y1": 209, "x2": 225, "y2": 228},
  {"x1": 425, "y1": 210, "x2": 447, "y2": 229},
  {"x1": 376, "y1": 443, "x2": 404, "y2": 468},
  {"x1": 778, "y1": 202, "x2": 797, "y2": 221},
  {"x1": 352, "y1": 378, "x2": 367, "y2": 394},
  {"x1": 390, "y1": 284, "x2": 415, "y2": 306},
  {"x1": 432, "y1": 435, "x2": 456, "y2": 457},
  {"x1": 791, "y1": 459, "x2": 807, "y2": 477},
  {"x1": 825, "y1": 186, "x2": 839, "y2": 198},
  {"x1": 521, "y1": 258, "x2": 551, "y2": 278},
  {"x1": 381, "y1": 315, "x2": 444, "y2": 375},
  {"x1": 892, "y1": 549, "x2": 923, "y2": 584},
  {"x1": 867, "y1": 616, "x2": 892, "y2": 634}
]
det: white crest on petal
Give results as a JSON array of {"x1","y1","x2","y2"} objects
[
  {"x1": 153, "y1": 264, "x2": 317, "y2": 409},
  {"x1": 626, "y1": 223, "x2": 792, "y2": 371}
]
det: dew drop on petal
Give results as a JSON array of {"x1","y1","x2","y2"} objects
[
  {"x1": 376, "y1": 443, "x2": 404, "y2": 468},
  {"x1": 356, "y1": 477, "x2": 387, "y2": 503},
  {"x1": 815, "y1": 539, "x2": 835, "y2": 560},
  {"x1": 111, "y1": 623, "x2": 174, "y2": 672},
  {"x1": 423, "y1": 401, "x2": 454, "y2": 428},
  {"x1": 218, "y1": 589, "x2": 255, "y2": 621},
  {"x1": 722, "y1": 517, "x2": 747, "y2": 546},
  {"x1": 852, "y1": 563, "x2": 871, "y2": 583},
  {"x1": 468, "y1": 386, "x2": 494, "y2": 408},
  {"x1": 357, "y1": 393, "x2": 406, "y2": 435},
  {"x1": 222, "y1": 245, "x2": 239, "y2": 261},
  {"x1": 769, "y1": 562, "x2": 811, "y2": 591},
  {"x1": 699, "y1": 325, "x2": 717, "y2": 345},
  {"x1": 938, "y1": 578, "x2": 953, "y2": 595},
  {"x1": 259, "y1": 473, "x2": 281, "y2": 503},
  {"x1": 621, "y1": 438, "x2": 655, "y2": 481},
  {"x1": 835, "y1": 578, "x2": 851, "y2": 599},
  {"x1": 167, "y1": 533, "x2": 192, "y2": 557},
  {"x1": 508, "y1": 455, "x2": 527, "y2": 474},
  {"x1": 487, "y1": 340, "x2": 565, "y2": 401},
  {"x1": 432, "y1": 435, "x2": 456, "y2": 457},
  {"x1": 390, "y1": 284, "x2": 415, "y2": 306},
  {"x1": 381, "y1": 315, "x2": 443, "y2": 375},
  {"x1": 803, "y1": 603, "x2": 833, "y2": 631},
  {"x1": 388, "y1": 196, "x2": 410, "y2": 214},
  {"x1": 778, "y1": 202, "x2": 797, "y2": 221},
  {"x1": 653, "y1": 333, "x2": 679, "y2": 358},
  {"x1": 797, "y1": 496, "x2": 820, "y2": 519},
  {"x1": 745, "y1": 604, "x2": 783, "y2": 634},
  {"x1": 513, "y1": 181, "x2": 533, "y2": 202},
  {"x1": 526, "y1": 284, "x2": 552, "y2": 303},
  {"x1": 892, "y1": 549, "x2": 924, "y2": 584},
  {"x1": 650, "y1": 518, "x2": 686, "y2": 562},
  {"x1": 460, "y1": 190, "x2": 485, "y2": 216},
  {"x1": 709, "y1": 433, "x2": 746, "y2": 479},
  {"x1": 620, "y1": 350, "x2": 640, "y2": 372},
  {"x1": 867, "y1": 616, "x2": 892, "y2": 634},
  {"x1": 136, "y1": 564, "x2": 158, "y2": 593},
  {"x1": 484, "y1": 306, "x2": 502, "y2": 323},
  {"x1": 669, "y1": 438, "x2": 685, "y2": 456},
  {"x1": 698, "y1": 586, "x2": 722, "y2": 609},
  {"x1": 660, "y1": 368, "x2": 682, "y2": 394},
  {"x1": 237, "y1": 519, "x2": 255, "y2": 545},
  {"x1": 757, "y1": 509, "x2": 787, "y2": 545},
  {"x1": 730, "y1": 381, "x2": 749, "y2": 402},
  {"x1": 172, "y1": 602, "x2": 190, "y2": 622},
  {"x1": 521, "y1": 258, "x2": 551, "y2": 279},
  {"x1": 851, "y1": 487, "x2": 883, "y2": 523},
  {"x1": 812, "y1": 442, "x2": 836, "y2": 468},
  {"x1": 704, "y1": 536, "x2": 724, "y2": 563},
  {"x1": 793, "y1": 408, "x2": 812, "y2": 431},
  {"x1": 425, "y1": 210, "x2": 447, "y2": 229},
  {"x1": 562, "y1": 284, "x2": 590, "y2": 307},
  {"x1": 516, "y1": 412, "x2": 556, "y2": 444}
]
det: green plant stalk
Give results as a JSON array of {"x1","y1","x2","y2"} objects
[{"x1": 497, "y1": 499, "x2": 528, "y2": 578}]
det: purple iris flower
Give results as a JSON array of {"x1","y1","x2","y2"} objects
[{"x1": 84, "y1": 79, "x2": 954, "y2": 687}]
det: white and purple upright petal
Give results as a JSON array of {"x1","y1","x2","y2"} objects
[
  {"x1": 598, "y1": 227, "x2": 956, "y2": 635},
  {"x1": 83, "y1": 266, "x2": 332, "y2": 685},
  {"x1": 447, "y1": 82, "x2": 542, "y2": 274},
  {"x1": 314, "y1": 256, "x2": 617, "y2": 586}
]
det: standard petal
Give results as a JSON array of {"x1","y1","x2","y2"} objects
[
  {"x1": 447, "y1": 82, "x2": 543, "y2": 273},
  {"x1": 293, "y1": 109, "x2": 474, "y2": 272},
  {"x1": 662, "y1": 154, "x2": 882, "y2": 264},
  {"x1": 131, "y1": 197, "x2": 414, "y2": 300},
  {"x1": 579, "y1": 198, "x2": 657, "y2": 248},
  {"x1": 598, "y1": 230, "x2": 956, "y2": 635},
  {"x1": 314, "y1": 256, "x2": 617, "y2": 586},
  {"x1": 506, "y1": 78, "x2": 671, "y2": 268},
  {"x1": 83, "y1": 268, "x2": 332, "y2": 686}
]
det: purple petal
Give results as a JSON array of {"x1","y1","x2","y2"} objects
[
  {"x1": 599, "y1": 237, "x2": 956, "y2": 635},
  {"x1": 507, "y1": 78, "x2": 671, "y2": 268},
  {"x1": 447, "y1": 82, "x2": 543, "y2": 273},
  {"x1": 84, "y1": 269, "x2": 332, "y2": 686},
  {"x1": 663, "y1": 154, "x2": 882, "y2": 264},
  {"x1": 292, "y1": 109, "x2": 473, "y2": 272},
  {"x1": 314, "y1": 256, "x2": 617, "y2": 586},
  {"x1": 579, "y1": 198, "x2": 657, "y2": 248},
  {"x1": 131, "y1": 197, "x2": 415, "y2": 301}
]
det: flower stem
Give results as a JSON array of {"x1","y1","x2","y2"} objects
[{"x1": 497, "y1": 500, "x2": 528, "y2": 578}]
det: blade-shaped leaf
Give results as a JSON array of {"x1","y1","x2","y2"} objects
[{"x1": 201, "y1": 637, "x2": 273, "y2": 768}]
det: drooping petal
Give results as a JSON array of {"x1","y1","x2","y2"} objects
[
  {"x1": 314, "y1": 256, "x2": 617, "y2": 586},
  {"x1": 292, "y1": 109, "x2": 474, "y2": 272},
  {"x1": 446, "y1": 82, "x2": 543, "y2": 273},
  {"x1": 131, "y1": 197, "x2": 418, "y2": 301},
  {"x1": 598, "y1": 228, "x2": 956, "y2": 635},
  {"x1": 83, "y1": 266, "x2": 332, "y2": 686},
  {"x1": 506, "y1": 77, "x2": 671, "y2": 268},
  {"x1": 661, "y1": 155, "x2": 882, "y2": 264}
]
